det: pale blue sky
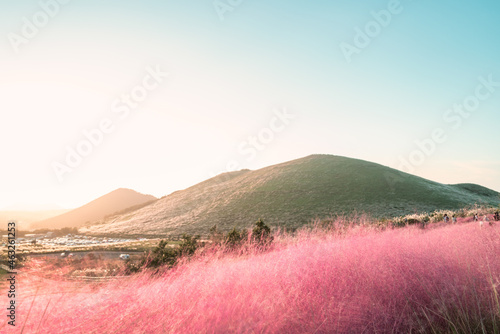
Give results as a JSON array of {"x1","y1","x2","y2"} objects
[{"x1": 1, "y1": 0, "x2": 499, "y2": 209}]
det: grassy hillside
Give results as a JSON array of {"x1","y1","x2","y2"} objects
[
  {"x1": 81, "y1": 155, "x2": 500, "y2": 236},
  {"x1": 31, "y1": 188, "x2": 157, "y2": 230}
]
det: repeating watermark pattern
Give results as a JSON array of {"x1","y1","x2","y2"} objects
[
  {"x1": 6, "y1": 221, "x2": 17, "y2": 327},
  {"x1": 209, "y1": 107, "x2": 295, "y2": 178},
  {"x1": 385, "y1": 74, "x2": 499, "y2": 190},
  {"x1": 213, "y1": 0, "x2": 244, "y2": 21},
  {"x1": 51, "y1": 65, "x2": 168, "y2": 183},
  {"x1": 7, "y1": 0, "x2": 73, "y2": 54},
  {"x1": 340, "y1": 0, "x2": 405, "y2": 63}
]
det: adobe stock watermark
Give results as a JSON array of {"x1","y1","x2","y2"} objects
[
  {"x1": 209, "y1": 107, "x2": 295, "y2": 178},
  {"x1": 7, "y1": 0, "x2": 72, "y2": 54},
  {"x1": 340, "y1": 0, "x2": 405, "y2": 63},
  {"x1": 213, "y1": 0, "x2": 243, "y2": 21},
  {"x1": 51, "y1": 65, "x2": 168, "y2": 183},
  {"x1": 385, "y1": 74, "x2": 499, "y2": 190}
]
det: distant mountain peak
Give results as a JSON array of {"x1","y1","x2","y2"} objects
[{"x1": 31, "y1": 188, "x2": 157, "y2": 230}]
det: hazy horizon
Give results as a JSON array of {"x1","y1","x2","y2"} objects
[{"x1": 1, "y1": 1, "x2": 500, "y2": 209}]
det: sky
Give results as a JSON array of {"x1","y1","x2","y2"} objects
[{"x1": 1, "y1": 0, "x2": 499, "y2": 210}]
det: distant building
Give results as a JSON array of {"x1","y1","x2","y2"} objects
[{"x1": 45, "y1": 232, "x2": 55, "y2": 238}]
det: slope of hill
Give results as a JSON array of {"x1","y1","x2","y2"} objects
[
  {"x1": 31, "y1": 189, "x2": 157, "y2": 230},
  {"x1": 81, "y1": 155, "x2": 500, "y2": 237}
]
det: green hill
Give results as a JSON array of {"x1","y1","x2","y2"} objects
[{"x1": 81, "y1": 155, "x2": 500, "y2": 237}]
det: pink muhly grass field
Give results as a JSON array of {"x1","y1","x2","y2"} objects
[{"x1": 2, "y1": 221, "x2": 500, "y2": 333}]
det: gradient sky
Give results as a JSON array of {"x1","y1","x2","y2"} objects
[{"x1": 1, "y1": 0, "x2": 499, "y2": 209}]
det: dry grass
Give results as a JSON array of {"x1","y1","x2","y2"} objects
[{"x1": 2, "y1": 215, "x2": 499, "y2": 333}]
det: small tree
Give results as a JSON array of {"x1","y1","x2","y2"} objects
[
  {"x1": 147, "y1": 239, "x2": 179, "y2": 268},
  {"x1": 133, "y1": 234, "x2": 202, "y2": 272},
  {"x1": 225, "y1": 228, "x2": 243, "y2": 248},
  {"x1": 251, "y1": 219, "x2": 273, "y2": 245},
  {"x1": 178, "y1": 234, "x2": 201, "y2": 256}
]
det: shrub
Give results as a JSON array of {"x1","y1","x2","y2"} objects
[
  {"x1": 146, "y1": 239, "x2": 179, "y2": 268},
  {"x1": 137, "y1": 235, "x2": 202, "y2": 270},
  {"x1": 224, "y1": 228, "x2": 245, "y2": 248},
  {"x1": 407, "y1": 218, "x2": 420, "y2": 225},
  {"x1": 251, "y1": 218, "x2": 273, "y2": 245},
  {"x1": 178, "y1": 234, "x2": 201, "y2": 256}
]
